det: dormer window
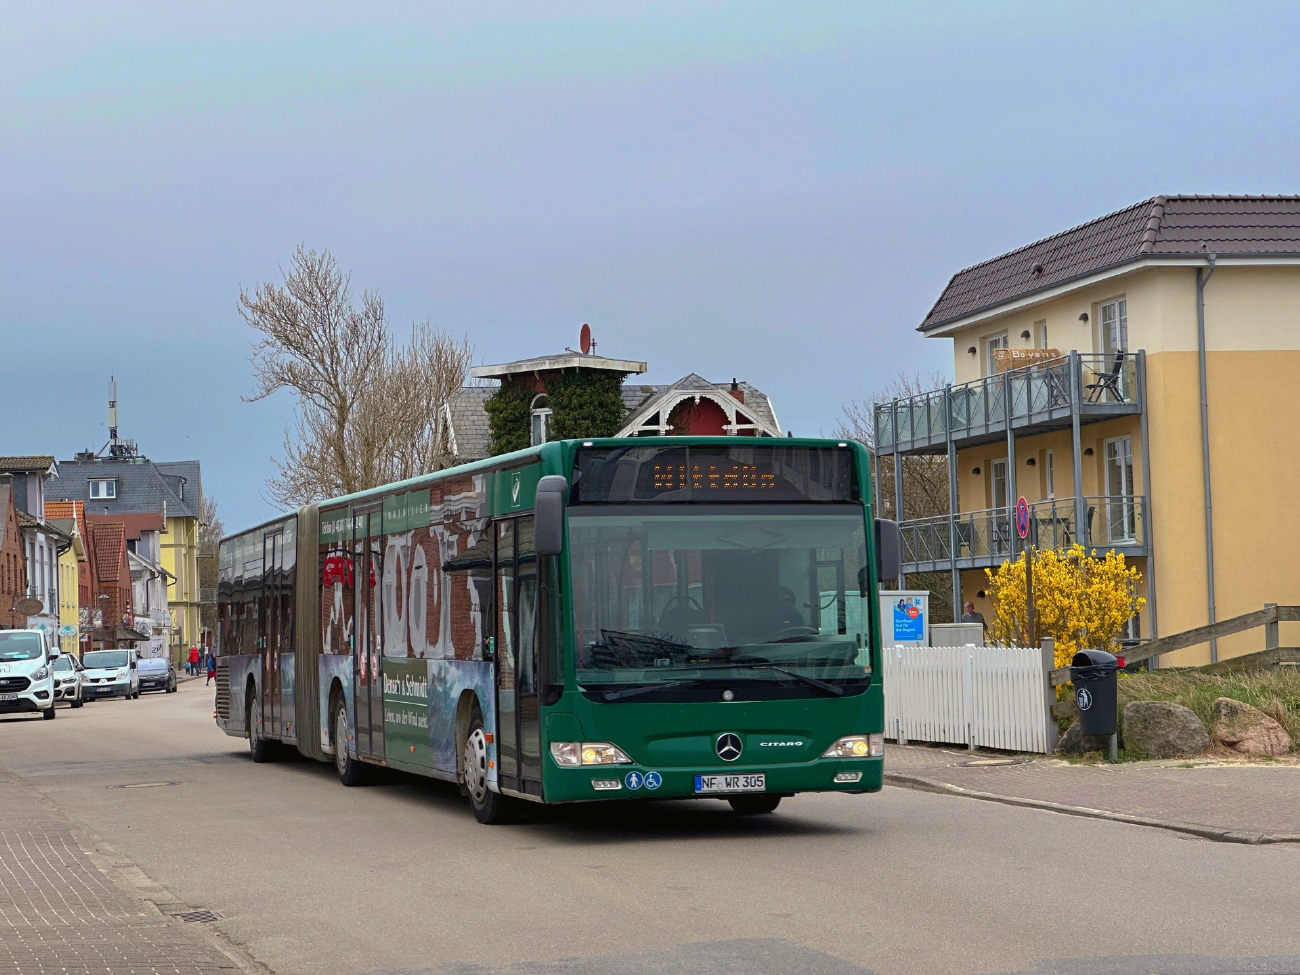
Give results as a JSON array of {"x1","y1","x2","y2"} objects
[
  {"x1": 530, "y1": 394, "x2": 552, "y2": 446},
  {"x1": 89, "y1": 479, "x2": 116, "y2": 500}
]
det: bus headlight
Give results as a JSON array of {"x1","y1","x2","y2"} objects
[
  {"x1": 32, "y1": 666, "x2": 50, "y2": 682},
  {"x1": 550, "y1": 742, "x2": 633, "y2": 766},
  {"x1": 822, "y1": 734, "x2": 884, "y2": 759}
]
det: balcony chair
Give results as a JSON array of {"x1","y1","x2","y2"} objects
[{"x1": 1085, "y1": 353, "x2": 1127, "y2": 403}]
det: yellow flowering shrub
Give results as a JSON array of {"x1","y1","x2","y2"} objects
[{"x1": 984, "y1": 544, "x2": 1146, "y2": 672}]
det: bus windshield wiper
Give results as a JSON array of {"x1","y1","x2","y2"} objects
[
  {"x1": 695, "y1": 660, "x2": 845, "y2": 696},
  {"x1": 598, "y1": 679, "x2": 699, "y2": 702}
]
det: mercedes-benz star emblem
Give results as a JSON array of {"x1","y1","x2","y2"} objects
[{"x1": 716, "y1": 733, "x2": 743, "y2": 762}]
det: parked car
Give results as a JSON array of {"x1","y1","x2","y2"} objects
[
  {"x1": 81, "y1": 648, "x2": 140, "y2": 701},
  {"x1": 137, "y1": 656, "x2": 176, "y2": 694},
  {"x1": 0, "y1": 629, "x2": 59, "y2": 720},
  {"x1": 51, "y1": 653, "x2": 84, "y2": 708}
]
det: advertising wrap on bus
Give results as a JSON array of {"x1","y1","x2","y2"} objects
[{"x1": 215, "y1": 438, "x2": 890, "y2": 824}]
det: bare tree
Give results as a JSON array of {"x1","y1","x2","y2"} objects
[
  {"x1": 837, "y1": 371, "x2": 951, "y2": 522},
  {"x1": 240, "y1": 247, "x2": 473, "y2": 506},
  {"x1": 198, "y1": 496, "x2": 224, "y2": 639},
  {"x1": 838, "y1": 372, "x2": 956, "y2": 622}
]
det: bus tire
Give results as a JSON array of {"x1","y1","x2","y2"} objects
[
  {"x1": 464, "y1": 705, "x2": 513, "y2": 825},
  {"x1": 332, "y1": 698, "x2": 366, "y2": 787},
  {"x1": 247, "y1": 687, "x2": 273, "y2": 763},
  {"x1": 728, "y1": 795, "x2": 781, "y2": 815}
]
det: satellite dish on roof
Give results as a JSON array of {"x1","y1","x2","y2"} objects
[{"x1": 579, "y1": 323, "x2": 592, "y2": 355}]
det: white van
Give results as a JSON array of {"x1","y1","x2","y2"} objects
[
  {"x1": 81, "y1": 647, "x2": 141, "y2": 701},
  {"x1": 0, "y1": 629, "x2": 60, "y2": 720}
]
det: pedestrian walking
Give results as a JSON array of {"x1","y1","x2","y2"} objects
[
  {"x1": 205, "y1": 651, "x2": 217, "y2": 685},
  {"x1": 187, "y1": 646, "x2": 200, "y2": 676}
]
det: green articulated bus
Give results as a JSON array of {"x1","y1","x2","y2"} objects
[{"x1": 215, "y1": 437, "x2": 900, "y2": 823}]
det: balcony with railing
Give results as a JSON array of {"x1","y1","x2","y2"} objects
[
  {"x1": 900, "y1": 496, "x2": 1148, "y2": 573},
  {"x1": 875, "y1": 351, "x2": 1144, "y2": 456}
]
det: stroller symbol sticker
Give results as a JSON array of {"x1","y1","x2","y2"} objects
[{"x1": 1077, "y1": 687, "x2": 1093, "y2": 711}]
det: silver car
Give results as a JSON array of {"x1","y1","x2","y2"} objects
[{"x1": 51, "y1": 654, "x2": 84, "y2": 708}]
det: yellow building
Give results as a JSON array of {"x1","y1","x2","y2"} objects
[
  {"x1": 48, "y1": 451, "x2": 203, "y2": 667},
  {"x1": 57, "y1": 529, "x2": 85, "y2": 650},
  {"x1": 876, "y1": 195, "x2": 1300, "y2": 664}
]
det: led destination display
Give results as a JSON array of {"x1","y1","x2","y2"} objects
[{"x1": 572, "y1": 445, "x2": 858, "y2": 504}]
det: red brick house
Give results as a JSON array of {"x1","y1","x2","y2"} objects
[{"x1": 0, "y1": 485, "x2": 29, "y2": 629}]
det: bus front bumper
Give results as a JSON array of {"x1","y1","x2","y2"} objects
[{"x1": 542, "y1": 757, "x2": 883, "y2": 804}]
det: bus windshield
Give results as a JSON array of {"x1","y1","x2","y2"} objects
[{"x1": 569, "y1": 505, "x2": 871, "y2": 699}]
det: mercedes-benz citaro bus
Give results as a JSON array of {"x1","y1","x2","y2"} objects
[{"x1": 215, "y1": 438, "x2": 900, "y2": 824}]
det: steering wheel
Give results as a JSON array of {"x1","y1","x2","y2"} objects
[{"x1": 661, "y1": 595, "x2": 703, "y2": 613}]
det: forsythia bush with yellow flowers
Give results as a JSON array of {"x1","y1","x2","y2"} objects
[{"x1": 984, "y1": 544, "x2": 1146, "y2": 672}]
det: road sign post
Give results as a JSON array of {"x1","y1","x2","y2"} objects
[{"x1": 1016, "y1": 497, "x2": 1035, "y2": 646}]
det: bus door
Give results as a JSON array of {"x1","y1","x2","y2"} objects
[
  {"x1": 261, "y1": 530, "x2": 282, "y2": 738},
  {"x1": 495, "y1": 516, "x2": 542, "y2": 797},
  {"x1": 352, "y1": 505, "x2": 384, "y2": 762}
]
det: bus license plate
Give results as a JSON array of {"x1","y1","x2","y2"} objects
[
  {"x1": 694, "y1": 773, "x2": 765, "y2": 794},
  {"x1": 0, "y1": 693, "x2": 17, "y2": 702}
]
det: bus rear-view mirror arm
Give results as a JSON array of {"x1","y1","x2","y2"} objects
[
  {"x1": 535, "y1": 475, "x2": 570, "y2": 556},
  {"x1": 874, "y1": 519, "x2": 900, "y2": 585}
]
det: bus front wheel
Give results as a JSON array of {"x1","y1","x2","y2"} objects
[
  {"x1": 464, "y1": 706, "x2": 514, "y2": 825},
  {"x1": 729, "y1": 795, "x2": 781, "y2": 815}
]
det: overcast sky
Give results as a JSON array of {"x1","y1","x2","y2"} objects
[{"x1": 3, "y1": 2, "x2": 1298, "y2": 530}]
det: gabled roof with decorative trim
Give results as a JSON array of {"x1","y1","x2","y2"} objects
[
  {"x1": 617, "y1": 374, "x2": 782, "y2": 439},
  {"x1": 922, "y1": 195, "x2": 1300, "y2": 331}
]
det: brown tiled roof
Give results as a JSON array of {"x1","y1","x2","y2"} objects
[
  {"x1": 921, "y1": 195, "x2": 1300, "y2": 330},
  {"x1": 0, "y1": 455, "x2": 56, "y2": 474},
  {"x1": 90, "y1": 523, "x2": 125, "y2": 584}
]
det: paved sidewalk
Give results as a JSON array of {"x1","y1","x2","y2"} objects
[
  {"x1": 885, "y1": 744, "x2": 1300, "y2": 843},
  {"x1": 0, "y1": 765, "x2": 252, "y2": 974}
]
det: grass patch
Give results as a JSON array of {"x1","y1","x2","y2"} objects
[{"x1": 1116, "y1": 668, "x2": 1300, "y2": 750}]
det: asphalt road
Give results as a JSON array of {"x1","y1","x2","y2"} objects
[{"x1": 3, "y1": 681, "x2": 1299, "y2": 975}]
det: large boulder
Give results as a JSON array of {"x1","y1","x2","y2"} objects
[
  {"x1": 1122, "y1": 701, "x2": 1210, "y2": 759},
  {"x1": 1055, "y1": 718, "x2": 1112, "y2": 756},
  {"x1": 1211, "y1": 697, "x2": 1293, "y2": 756}
]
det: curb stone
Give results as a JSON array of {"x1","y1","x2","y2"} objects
[{"x1": 884, "y1": 771, "x2": 1300, "y2": 845}]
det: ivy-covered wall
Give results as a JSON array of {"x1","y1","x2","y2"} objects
[
  {"x1": 483, "y1": 380, "x2": 534, "y2": 455},
  {"x1": 483, "y1": 370, "x2": 628, "y2": 455},
  {"x1": 546, "y1": 371, "x2": 625, "y2": 441}
]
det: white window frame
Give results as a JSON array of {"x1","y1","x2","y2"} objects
[
  {"x1": 1103, "y1": 436, "x2": 1136, "y2": 543},
  {"x1": 89, "y1": 479, "x2": 116, "y2": 500},
  {"x1": 1044, "y1": 449, "x2": 1055, "y2": 500},
  {"x1": 1035, "y1": 320, "x2": 1050, "y2": 349},
  {"x1": 1099, "y1": 297, "x2": 1128, "y2": 354},
  {"x1": 984, "y1": 332, "x2": 1009, "y2": 377},
  {"x1": 529, "y1": 394, "x2": 552, "y2": 447}
]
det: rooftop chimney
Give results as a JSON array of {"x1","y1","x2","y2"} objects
[{"x1": 728, "y1": 378, "x2": 744, "y2": 404}]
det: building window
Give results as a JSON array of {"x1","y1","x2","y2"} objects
[
  {"x1": 89, "y1": 479, "x2": 116, "y2": 500},
  {"x1": 1035, "y1": 320, "x2": 1049, "y2": 349},
  {"x1": 1099, "y1": 298, "x2": 1128, "y2": 355},
  {"x1": 984, "y1": 332, "x2": 1009, "y2": 376},
  {"x1": 530, "y1": 394, "x2": 552, "y2": 446},
  {"x1": 1045, "y1": 449, "x2": 1055, "y2": 500}
]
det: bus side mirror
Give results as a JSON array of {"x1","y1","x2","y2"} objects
[
  {"x1": 535, "y1": 475, "x2": 569, "y2": 556},
  {"x1": 874, "y1": 518, "x2": 900, "y2": 583}
]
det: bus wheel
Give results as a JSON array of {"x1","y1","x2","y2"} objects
[
  {"x1": 247, "y1": 688, "x2": 273, "y2": 763},
  {"x1": 728, "y1": 795, "x2": 781, "y2": 815},
  {"x1": 332, "y1": 699, "x2": 366, "y2": 786},
  {"x1": 464, "y1": 706, "x2": 513, "y2": 825}
]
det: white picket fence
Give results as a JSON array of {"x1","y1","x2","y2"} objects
[{"x1": 883, "y1": 644, "x2": 1058, "y2": 753}]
